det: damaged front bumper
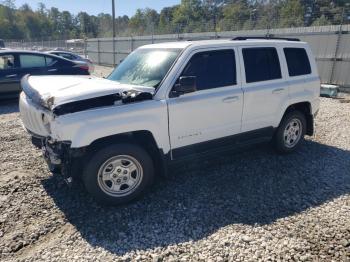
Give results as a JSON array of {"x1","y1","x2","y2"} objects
[{"x1": 40, "y1": 138, "x2": 85, "y2": 184}]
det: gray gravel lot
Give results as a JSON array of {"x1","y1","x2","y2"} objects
[
  {"x1": 0, "y1": 78, "x2": 349, "y2": 261},
  {"x1": 92, "y1": 65, "x2": 114, "y2": 78}
]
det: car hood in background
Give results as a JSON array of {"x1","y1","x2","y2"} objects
[{"x1": 23, "y1": 75, "x2": 155, "y2": 108}]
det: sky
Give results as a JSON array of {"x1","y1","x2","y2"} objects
[{"x1": 14, "y1": 0, "x2": 181, "y2": 16}]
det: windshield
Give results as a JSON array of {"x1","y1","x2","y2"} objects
[{"x1": 108, "y1": 48, "x2": 181, "y2": 88}]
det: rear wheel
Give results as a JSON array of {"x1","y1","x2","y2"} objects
[
  {"x1": 273, "y1": 110, "x2": 306, "y2": 153},
  {"x1": 83, "y1": 143, "x2": 154, "y2": 205}
]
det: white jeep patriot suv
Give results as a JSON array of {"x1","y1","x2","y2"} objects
[{"x1": 19, "y1": 37, "x2": 320, "y2": 205}]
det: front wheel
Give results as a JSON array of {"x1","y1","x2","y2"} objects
[
  {"x1": 83, "y1": 144, "x2": 154, "y2": 205},
  {"x1": 273, "y1": 110, "x2": 306, "y2": 154}
]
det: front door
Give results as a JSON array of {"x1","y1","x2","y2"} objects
[{"x1": 167, "y1": 48, "x2": 243, "y2": 159}]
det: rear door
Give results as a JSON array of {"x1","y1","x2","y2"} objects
[
  {"x1": 0, "y1": 53, "x2": 21, "y2": 96},
  {"x1": 45, "y1": 55, "x2": 78, "y2": 75},
  {"x1": 282, "y1": 46, "x2": 319, "y2": 107},
  {"x1": 239, "y1": 45, "x2": 289, "y2": 132}
]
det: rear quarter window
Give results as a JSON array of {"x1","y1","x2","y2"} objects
[
  {"x1": 46, "y1": 56, "x2": 73, "y2": 67},
  {"x1": 61, "y1": 53, "x2": 76, "y2": 60},
  {"x1": 284, "y1": 48, "x2": 311, "y2": 77}
]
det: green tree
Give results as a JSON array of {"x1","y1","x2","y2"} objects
[
  {"x1": 280, "y1": 0, "x2": 304, "y2": 27},
  {"x1": 219, "y1": 0, "x2": 251, "y2": 31},
  {"x1": 173, "y1": 0, "x2": 204, "y2": 32},
  {"x1": 129, "y1": 8, "x2": 159, "y2": 35},
  {"x1": 159, "y1": 6, "x2": 179, "y2": 33},
  {"x1": 0, "y1": 0, "x2": 347, "y2": 41}
]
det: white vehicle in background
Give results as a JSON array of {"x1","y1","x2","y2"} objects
[{"x1": 19, "y1": 37, "x2": 320, "y2": 205}]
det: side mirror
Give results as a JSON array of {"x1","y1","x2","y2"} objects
[{"x1": 171, "y1": 76, "x2": 197, "y2": 97}]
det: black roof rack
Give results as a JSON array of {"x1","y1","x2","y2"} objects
[{"x1": 233, "y1": 36, "x2": 300, "y2": 42}]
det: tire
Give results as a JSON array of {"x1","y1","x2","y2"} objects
[
  {"x1": 273, "y1": 110, "x2": 306, "y2": 154},
  {"x1": 83, "y1": 143, "x2": 154, "y2": 205}
]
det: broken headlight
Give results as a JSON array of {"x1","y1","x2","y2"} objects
[{"x1": 41, "y1": 96, "x2": 55, "y2": 110}]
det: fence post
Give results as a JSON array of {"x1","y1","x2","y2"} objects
[
  {"x1": 152, "y1": 23, "x2": 154, "y2": 44},
  {"x1": 84, "y1": 38, "x2": 87, "y2": 59},
  {"x1": 113, "y1": 37, "x2": 116, "y2": 66},
  {"x1": 330, "y1": 8, "x2": 345, "y2": 84},
  {"x1": 97, "y1": 39, "x2": 100, "y2": 65},
  {"x1": 131, "y1": 36, "x2": 134, "y2": 52}
]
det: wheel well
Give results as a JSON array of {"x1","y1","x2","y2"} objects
[
  {"x1": 283, "y1": 102, "x2": 314, "y2": 136},
  {"x1": 85, "y1": 131, "x2": 166, "y2": 176}
]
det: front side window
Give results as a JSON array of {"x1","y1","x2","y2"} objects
[
  {"x1": 243, "y1": 47, "x2": 282, "y2": 83},
  {"x1": 181, "y1": 49, "x2": 236, "y2": 91},
  {"x1": 20, "y1": 54, "x2": 46, "y2": 68},
  {"x1": 108, "y1": 48, "x2": 181, "y2": 88},
  {"x1": 0, "y1": 54, "x2": 16, "y2": 70},
  {"x1": 284, "y1": 48, "x2": 311, "y2": 76}
]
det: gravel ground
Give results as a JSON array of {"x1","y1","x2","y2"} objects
[
  {"x1": 0, "y1": 81, "x2": 349, "y2": 261},
  {"x1": 92, "y1": 65, "x2": 114, "y2": 78}
]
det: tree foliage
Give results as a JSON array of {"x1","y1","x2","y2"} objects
[{"x1": 0, "y1": 0, "x2": 348, "y2": 40}]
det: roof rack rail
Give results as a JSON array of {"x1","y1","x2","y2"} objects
[{"x1": 232, "y1": 36, "x2": 300, "y2": 42}]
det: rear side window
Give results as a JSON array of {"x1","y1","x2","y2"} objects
[
  {"x1": 45, "y1": 56, "x2": 58, "y2": 67},
  {"x1": 46, "y1": 56, "x2": 72, "y2": 67},
  {"x1": 0, "y1": 54, "x2": 16, "y2": 70},
  {"x1": 284, "y1": 48, "x2": 311, "y2": 76},
  {"x1": 60, "y1": 53, "x2": 75, "y2": 60},
  {"x1": 182, "y1": 49, "x2": 236, "y2": 90},
  {"x1": 20, "y1": 54, "x2": 46, "y2": 68},
  {"x1": 242, "y1": 47, "x2": 282, "y2": 83}
]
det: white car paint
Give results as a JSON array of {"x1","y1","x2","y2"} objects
[
  {"x1": 167, "y1": 46, "x2": 243, "y2": 151},
  {"x1": 26, "y1": 75, "x2": 154, "y2": 107},
  {"x1": 19, "y1": 39, "x2": 320, "y2": 159}
]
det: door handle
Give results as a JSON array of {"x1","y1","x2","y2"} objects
[
  {"x1": 272, "y1": 88, "x2": 285, "y2": 94},
  {"x1": 48, "y1": 68, "x2": 58, "y2": 72},
  {"x1": 222, "y1": 96, "x2": 239, "y2": 103},
  {"x1": 5, "y1": 74, "x2": 17, "y2": 78}
]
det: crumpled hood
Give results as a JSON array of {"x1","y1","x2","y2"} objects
[{"x1": 25, "y1": 75, "x2": 155, "y2": 108}]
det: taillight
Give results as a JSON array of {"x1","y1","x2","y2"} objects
[{"x1": 77, "y1": 65, "x2": 89, "y2": 71}]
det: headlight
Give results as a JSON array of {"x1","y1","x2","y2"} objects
[{"x1": 40, "y1": 96, "x2": 55, "y2": 110}]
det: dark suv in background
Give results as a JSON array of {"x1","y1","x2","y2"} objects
[{"x1": 0, "y1": 50, "x2": 90, "y2": 99}]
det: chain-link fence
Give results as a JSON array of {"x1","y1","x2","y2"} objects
[
  {"x1": 85, "y1": 24, "x2": 350, "y2": 88},
  {"x1": 4, "y1": 39, "x2": 87, "y2": 57},
  {"x1": 2, "y1": 7, "x2": 350, "y2": 88}
]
